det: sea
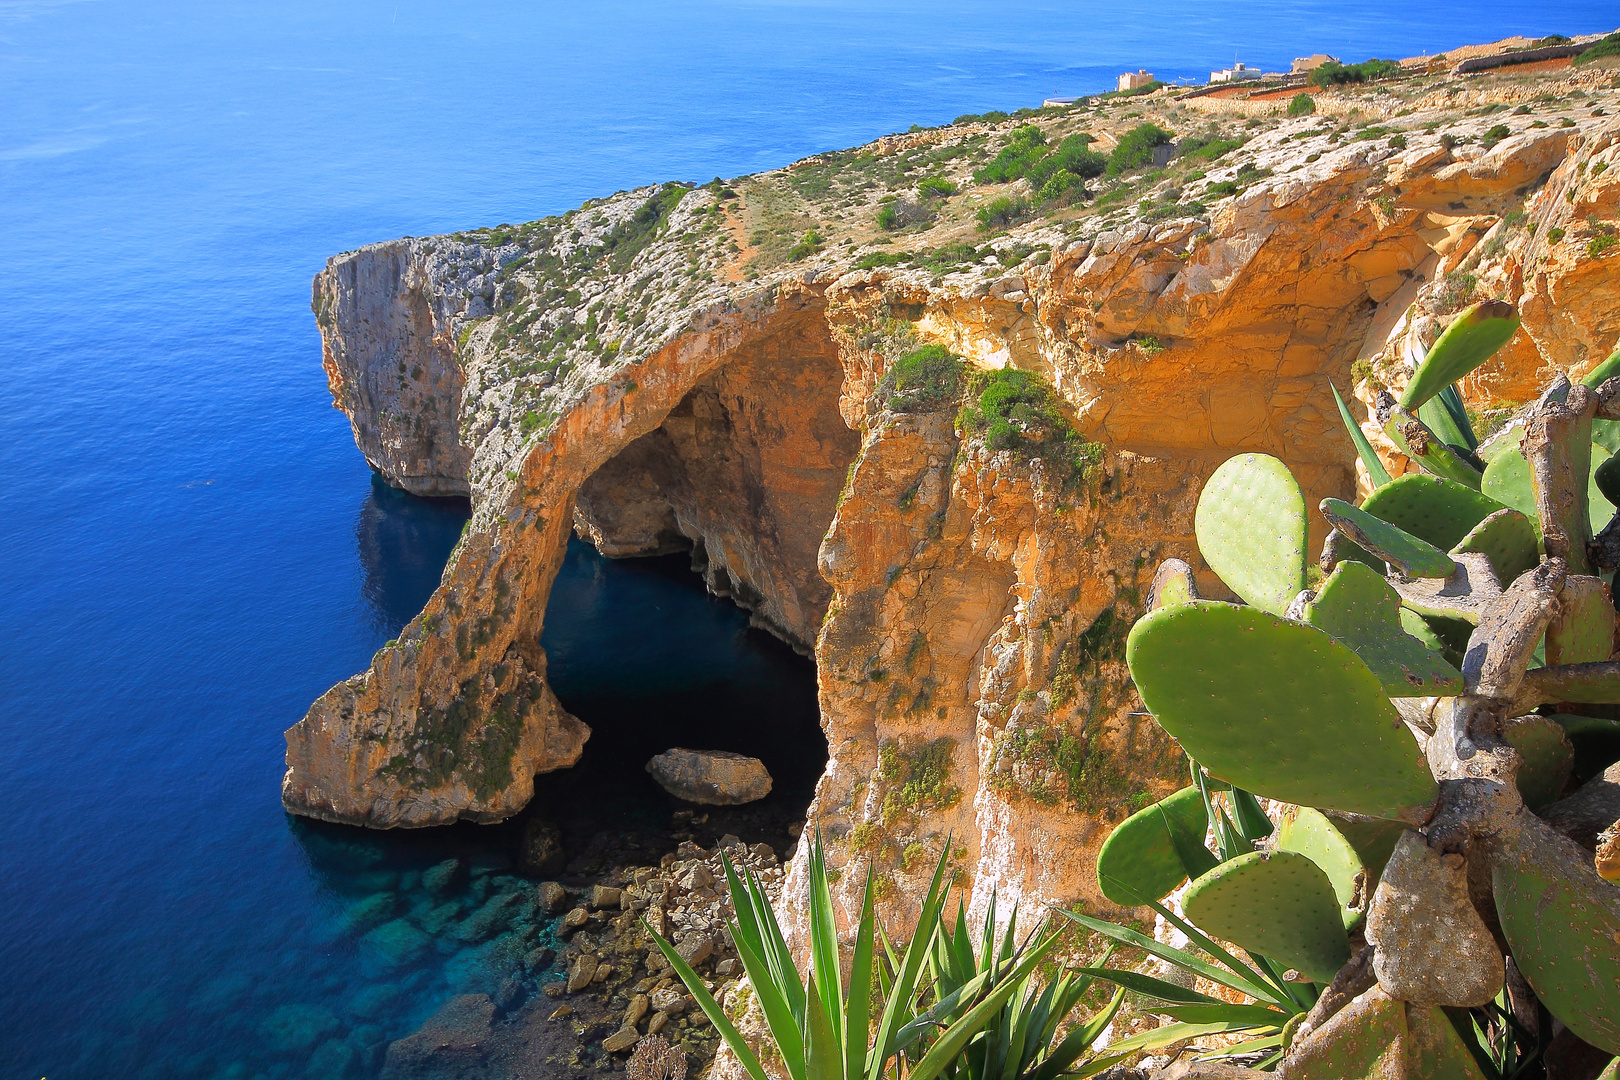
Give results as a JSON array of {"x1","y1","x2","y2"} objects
[{"x1": 2, "y1": 1, "x2": 1615, "y2": 1077}]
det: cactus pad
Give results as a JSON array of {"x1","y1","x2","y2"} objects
[
  {"x1": 1320, "y1": 498, "x2": 1457, "y2": 579},
  {"x1": 1502, "y1": 715, "x2": 1574, "y2": 809},
  {"x1": 1450, "y1": 508, "x2": 1538, "y2": 586},
  {"x1": 1324, "y1": 812, "x2": 1407, "y2": 890},
  {"x1": 1276, "y1": 806, "x2": 1366, "y2": 930},
  {"x1": 1545, "y1": 575, "x2": 1616, "y2": 666},
  {"x1": 1359, "y1": 474, "x2": 1508, "y2": 551},
  {"x1": 1493, "y1": 814, "x2": 1620, "y2": 1053},
  {"x1": 1126, "y1": 602, "x2": 1439, "y2": 821},
  {"x1": 1182, "y1": 850, "x2": 1351, "y2": 983},
  {"x1": 1194, "y1": 454, "x2": 1308, "y2": 615},
  {"x1": 1303, "y1": 561, "x2": 1462, "y2": 696},
  {"x1": 1597, "y1": 452, "x2": 1620, "y2": 508},
  {"x1": 1399, "y1": 300, "x2": 1521, "y2": 411},
  {"x1": 1094, "y1": 785, "x2": 1217, "y2": 905},
  {"x1": 1146, "y1": 558, "x2": 1198, "y2": 611},
  {"x1": 1481, "y1": 440, "x2": 1616, "y2": 538}
]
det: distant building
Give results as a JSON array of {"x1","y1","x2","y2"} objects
[
  {"x1": 1291, "y1": 53, "x2": 1339, "y2": 73},
  {"x1": 1209, "y1": 62, "x2": 1263, "y2": 84},
  {"x1": 1117, "y1": 69, "x2": 1155, "y2": 92},
  {"x1": 1042, "y1": 96, "x2": 1080, "y2": 108}
]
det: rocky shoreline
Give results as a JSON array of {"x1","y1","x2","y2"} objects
[{"x1": 379, "y1": 815, "x2": 795, "y2": 1080}]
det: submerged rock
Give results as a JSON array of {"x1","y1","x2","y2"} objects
[
  {"x1": 519, "y1": 818, "x2": 566, "y2": 875},
  {"x1": 646, "y1": 748, "x2": 773, "y2": 805},
  {"x1": 380, "y1": 993, "x2": 494, "y2": 1079}
]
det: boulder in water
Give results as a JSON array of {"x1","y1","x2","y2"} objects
[{"x1": 646, "y1": 748, "x2": 773, "y2": 805}]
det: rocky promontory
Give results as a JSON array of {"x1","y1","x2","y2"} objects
[{"x1": 286, "y1": 52, "x2": 1620, "y2": 954}]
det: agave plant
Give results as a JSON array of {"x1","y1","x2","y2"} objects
[
  {"x1": 648, "y1": 835, "x2": 1072, "y2": 1080},
  {"x1": 919, "y1": 894, "x2": 1123, "y2": 1080}
]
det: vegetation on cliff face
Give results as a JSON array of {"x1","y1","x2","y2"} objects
[
  {"x1": 876, "y1": 343, "x2": 966, "y2": 413},
  {"x1": 957, "y1": 368, "x2": 1104, "y2": 489}
]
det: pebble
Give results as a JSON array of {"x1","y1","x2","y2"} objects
[
  {"x1": 562, "y1": 906, "x2": 589, "y2": 928},
  {"x1": 548, "y1": 1006, "x2": 574, "y2": 1021},
  {"x1": 602, "y1": 1025, "x2": 640, "y2": 1053},
  {"x1": 591, "y1": 885, "x2": 623, "y2": 909}
]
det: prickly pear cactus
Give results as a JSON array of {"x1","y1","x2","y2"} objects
[
  {"x1": 1302, "y1": 561, "x2": 1461, "y2": 697},
  {"x1": 1094, "y1": 785, "x2": 1216, "y2": 905},
  {"x1": 1126, "y1": 602, "x2": 1438, "y2": 821},
  {"x1": 1358, "y1": 474, "x2": 1505, "y2": 550},
  {"x1": 1193, "y1": 453, "x2": 1307, "y2": 615},
  {"x1": 1111, "y1": 303, "x2": 1620, "y2": 1069},
  {"x1": 1182, "y1": 850, "x2": 1350, "y2": 984}
]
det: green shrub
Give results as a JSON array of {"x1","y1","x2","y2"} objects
[
  {"x1": 973, "y1": 125, "x2": 1048, "y2": 184},
  {"x1": 1389, "y1": 133, "x2": 1408, "y2": 149},
  {"x1": 1179, "y1": 135, "x2": 1246, "y2": 163},
  {"x1": 877, "y1": 344, "x2": 966, "y2": 413},
  {"x1": 876, "y1": 198, "x2": 934, "y2": 231},
  {"x1": 957, "y1": 368, "x2": 1104, "y2": 486},
  {"x1": 1106, "y1": 123, "x2": 1174, "y2": 176},
  {"x1": 917, "y1": 175, "x2": 956, "y2": 198},
  {"x1": 954, "y1": 109, "x2": 1010, "y2": 125},
  {"x1": 1288, "y1": 92, "x2": 1317, "y2": 116},
  {"x1": 1574, "y1": 32, "x2": 1620, "y2": 65},
  {"x1": 786, "y1": 229, "x2": 823, "y2": 261},
  {"x1": 1309, "y1": 58, "x2": 1402, "y2": 86},
  {"x1": 855, "y1": 250, "x2": 909, "y2": 270},
  {"x1": 975, "y1": 195, "x2": 1031, "y2": 231},
  {"x1": 1547, "y1": 227, "x2": 1565, "y2": 243},
  {"x1": 1483, "y1": 123, "x2": 1511, "y2": 148}
]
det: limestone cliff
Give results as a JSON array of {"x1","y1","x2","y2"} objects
[{"x1": 290, "y1": 64, "x2": 1620, "y2": 941}]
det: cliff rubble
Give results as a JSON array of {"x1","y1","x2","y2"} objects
[{"x1": 288, "y1": 61, "x2": 1620, "y2": 949}]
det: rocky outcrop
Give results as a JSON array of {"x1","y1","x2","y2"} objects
[
  {"x1": 645, "y1": 749, "x2": 773, "y2": 805},
  {"x1": 287, "y1": 69, "x2": 1620, "y2": 949}
]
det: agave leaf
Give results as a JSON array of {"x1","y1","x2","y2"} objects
[
  {"x1": 1158, "y1": 1002, "x2": 1290, "y2": 1027},
  {"x1": 807, "y1": 840, "x2": 845, "y2": 1055},
  {"x1": 1334, "y1": 383, "x2": 1393, "y2": 487},
  {"x1": 1054, "y1": 910, "x2": 1281, "y2": 1006},
  {"x1": 646, "y1": 923, "x2": 772, "y2": 1080},
  {"x1": 1070, "y1": 967, "x2": 1223, "y2": 1005},
  {"x1": 867, "y1": 842, "x2": 954, "y2": 1080},
  {"x1": 844, "y1": 864, "x2": 876, "y2": 1080},
  {"x1": 1028, "y1": 989, "x2": 1124, "y2": 1080},
  {"x1": 904, "y1": 933, "x2": 1062, "y2": 1080}
]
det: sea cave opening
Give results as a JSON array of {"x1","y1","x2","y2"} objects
[
  {"x1": 515, "y1": 312, "x2": 858, "y2": 875},
  {"x1": 525, "y1": 533, "x2": 827, "y2": 872}
]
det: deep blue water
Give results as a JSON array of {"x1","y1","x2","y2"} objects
[{"x1": 3, "y1": 1, "x2": 1617, "y2": 1077}]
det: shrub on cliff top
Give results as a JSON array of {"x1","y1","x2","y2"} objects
[
  {"x1": 1106, "y1": 123, "x2": 1174, "y2": 176},
  {"x1": 1288, "y1": 93, "x2": 1316, "y2": 116},
  {"x1": 957, "y1": 368, "x2": 1103, "y2": 487},
  {"x1": 1308, "y1": 57, "x2": 1402, "y2": 86},
  {"x1": 1574, "y1": 32, "x2": 1620, "y2": 65},
  {"x1": 877, "y1": 344, "x2": 965, "y2": 413},
  {"x1": 975, "y1": 195, "x2": 1031, "y2": 231}
]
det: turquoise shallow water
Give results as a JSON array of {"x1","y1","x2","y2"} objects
[{"x1": 3, "y1": 1, "x2": 1618, "y2": 1077}]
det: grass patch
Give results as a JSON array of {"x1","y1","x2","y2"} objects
[{"x1": 1575, "y1": 32, "x2": 1620, "y2": 65}]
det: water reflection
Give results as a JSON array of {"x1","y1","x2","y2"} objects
[{"x1": 355, "y1": 475, "x2": 470, "y2": 638}]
